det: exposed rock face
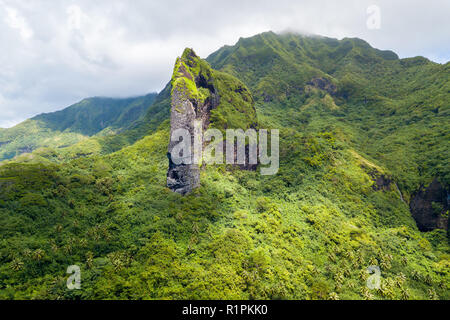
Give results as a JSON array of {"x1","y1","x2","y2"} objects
[
  {"x1": 167, "y1": 48, "x2": 257, "y2": 195},
  {"x1": 167, "y1": 50, "x2": 217, "y2": 195},
  {"x1": 369, "y1": 170, "x2": 448, "y2": 234},
  {"x1": 410, "y1": 178, "x2": 449, "y2": 232},
  {"x1": 372, "y1": 174, "x2": 391, "y2": 191},
  {"x1": 166, "y1": 91, "x2": 201, "y2": 195},
  {"x1": 167, "y1": 155, "x2": 200, "y2": 195}
]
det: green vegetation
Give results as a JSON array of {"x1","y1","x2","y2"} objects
[
  {"x1": 210, "y1": 70, "x2": 257, "y2": 130},
  {"x1": 172, "y1": 48, "x2": 258, "y2": 131},
  {"x1": 207, "y1": 31, "x2": 450, "y2": 194},
  {"x1": 0, "y1": 32, "x2": 448, "y2": 300},
  {"x1": 0, "y1": 94, "x2": 157, "y2": 162}
]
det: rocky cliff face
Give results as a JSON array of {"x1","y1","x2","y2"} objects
[
  {"x1": 166, "y1": 89, "x2": 202, "y2": 194},
  {"x1": 410, "y1": 178, "x2": 449, "y2": 231},
  {"x1": 167, "y1": 49, "x2": 257, "y2": 194}
]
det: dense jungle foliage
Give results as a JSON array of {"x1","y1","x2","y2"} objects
[{"x1": 0, "y1": 32, "x2": 448, "y2": 300}]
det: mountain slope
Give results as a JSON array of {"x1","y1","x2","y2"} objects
[
  {"x1": 208, "y1": 31, "x2": 450, "y2": 194},
  {"x1": 0, "y1": 93, "x2": 157, "y2": 161},
  {"x1": 0, "y1": 32, "x2": 448, "y2": 300}
]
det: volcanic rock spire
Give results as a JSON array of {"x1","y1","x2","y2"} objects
[{"x1": 167, "y1": 48, "x2": 258, "y2": 194}]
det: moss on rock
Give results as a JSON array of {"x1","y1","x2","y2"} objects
[{"x1": 170, "y1": 48, "x2": 257, "y2": 131}]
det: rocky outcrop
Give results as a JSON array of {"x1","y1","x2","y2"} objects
[
  {"x1": 371, "y1": 174, "x2": 391, "y2": 191},
  {"x1": 167, "y1": 154, "x2": 200, "y2": 195},
  {"x1": 167, "y1": 49, "x2": 217, "y2": 194},
  {"x1": 410, "y1": 178, "x2": 449, "y2": 232},
  {"x1": 369, "y1": 170, "x2": 448, "y2": 233},
  {"x1": 167, "y1": 48, "x2": 258, "y2": 195},
  {"x1": 307, "y1": 77, "x2": 337, "y2": 96},
  {"x1": 166, "y1": 90, "x2": 202, "y2": 194}
]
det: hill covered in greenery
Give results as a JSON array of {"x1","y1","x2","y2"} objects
[
  {"x1": 0, "y1": 93, "x2": 157, "y2": 161},
  {"x1": 0, "y1": 32, "x2": 448, "y2": 300},
  {"x1": 207, "y1": 32, "x2": 449, "y2": 191}
]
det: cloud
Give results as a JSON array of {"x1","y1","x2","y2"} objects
[
  {"x1": 0, "y1": 0, "x2": 449, "y2": 127},
  {"x1": 4, "y1": 5, "x2": 33, "y2": 39}
]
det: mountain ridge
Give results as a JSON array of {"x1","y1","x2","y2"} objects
[
  {"x1": 0, "y1": 31, "x2": 448, "y2": 300},
  {"x1": 0, "y1": 93, "x2": 157, "y2": 161}
]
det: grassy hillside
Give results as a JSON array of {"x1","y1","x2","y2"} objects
[
  {"x1": 0, "y1": 32, "x2": 448, "y2": 300},
  {"x1": 0, "y1": 94, "x2": 157, "y2": 161}
]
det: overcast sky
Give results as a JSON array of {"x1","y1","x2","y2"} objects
[{"x1": 0, "y1": 0, "x2": 449, "y2": 128}]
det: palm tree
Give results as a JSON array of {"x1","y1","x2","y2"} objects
[
  {"x1": 428, "y1": 288, "x2": 438, "y2": 300},
  {"x1": 33, "y1": 249, "x2": 45, "y2": 261},
  {"x1": 396, "y1": 273, "x2": 406, "y2": 288},
  {"x1": 328, "y1": 292, "x2": 340, "y2": 300},
  {"x1": 361, "y1": 287, "x2": 373, "y2": 300},
  {"x1": 401, "y1": 256, "x2": 408, "y2": 266},
  {"x1": 23, "y1": 248, "x2": 32, "y2": 258},
  {"x1": 400, "y1": 288, "x2": 410, "y2": 300},
  {"x1": 86, "y1": 252, "x2": 94, "y2": 269},
  {"x1": 64, "y1": 244, "x2": 73, "y2": 254},
  {"x1": 10, "y1": 258, "x2": 24, "y2": 271},
  {"x1": 108, "y1": 252, "x2": 124, "y2": 272}
]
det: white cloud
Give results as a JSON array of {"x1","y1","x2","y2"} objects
[
  {"x1": 67, "y1": 5, "x2": 85, "y2": 31},
  {"x1": 4, "y1": 6, "x2": 33, "y2": 39},
  {"x1": 0, "y1": 0, "x2": 449, "y2": 128}
]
